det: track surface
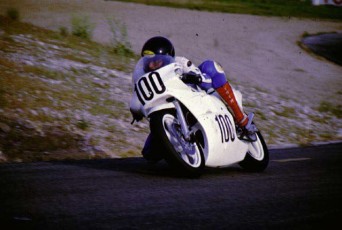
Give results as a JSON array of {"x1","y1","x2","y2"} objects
[{"x1": 0, "y1": 143, "x2": 341, "y2": 229}]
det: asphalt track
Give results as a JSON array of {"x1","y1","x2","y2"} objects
[{"x1": 0, "y1": 143, "x2": 341, "y2": 230}]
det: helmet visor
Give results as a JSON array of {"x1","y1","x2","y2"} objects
[{"x1": 142, "y1": 55, "x2": 175, "y2": 73}]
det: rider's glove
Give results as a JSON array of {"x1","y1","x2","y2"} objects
[
  {"x1": 181, "y1": 71, "x2": 202, "y2": 84},
  {"x1": 130, "y1": 108, "x2": 143, "y2": 123}
]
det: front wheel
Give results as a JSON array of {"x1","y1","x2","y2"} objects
[
  {"x1": 150, "y1": 109, "x2": 205, "y2": 177},
  {"x1": 239, "y1": 131, "x2": 269, "y2": 172}
]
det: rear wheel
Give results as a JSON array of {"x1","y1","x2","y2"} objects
[
  {"x1": 239, "y1": 131, "x2": 269, "y2": 172},
  {"x1": 150, "y1": 109, "x2": 205, "y2": 177}
]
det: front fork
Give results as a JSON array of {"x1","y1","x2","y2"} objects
[{"x1": 170, "y1": 99, "x2": 193, "y2": 141}]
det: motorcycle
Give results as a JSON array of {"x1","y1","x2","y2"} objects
[{"x1": 130, "y1": 55, "x2": 269, "y2": 177}]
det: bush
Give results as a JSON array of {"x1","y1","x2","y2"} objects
[
  {"x1": 107, "y1": 17, "x2": 134, "y2": 57},
  {"x1": 71, "y1": 15, "x2": 94, "y2": 40},
  {"x1": 59, "y1": 26, "x2": 69, "y2": 37},
  {"x1": 6, "y1": 8, "x2": 20, "y2": 21}
]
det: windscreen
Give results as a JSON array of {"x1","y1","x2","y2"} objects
[{"x1": 141, "y1": 55, "x2": 175, "y2": 73}]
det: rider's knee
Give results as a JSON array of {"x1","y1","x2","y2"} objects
[{"x1": 199, "y1": 60, "x2": 227, "y2": 89}]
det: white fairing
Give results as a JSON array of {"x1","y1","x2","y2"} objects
[{"x1": 130, "y1": 56, "x2": 249, "y2": 167}]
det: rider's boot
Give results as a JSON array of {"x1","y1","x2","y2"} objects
[
  {"x1": 216, "y1": 82, "x2": 248, "y2": 126},
  {"x1": 216, "y1": 82, "x2": 257, "y2": 141}
]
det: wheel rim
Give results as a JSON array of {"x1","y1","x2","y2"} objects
[
  {"x1": 248, "y1": 134, "x2": 264, "y2": 161},
  {"x1": 162, "y1": 114, "x2": 202, "y2": 168}
]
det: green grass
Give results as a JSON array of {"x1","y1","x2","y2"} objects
[
  {"x1": 318, "y1": 101, "x2": 342, "y2": 118},
  {"x1": 273, "y1": 106, "x2": 297, "y2": 118},
  {"x1": 112, "y1": 0, "x2": 342, "y2": 20},
  {"x1": 76, "y1": 119, "x2": 90, "y2": 130}
]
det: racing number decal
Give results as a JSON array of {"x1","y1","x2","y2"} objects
[
  {"x1": 215, "y1": 114, "x2": 235, "y2": 143},
  {"x1": 135, "y1": 72, "x2": 166, "y2": 105},
  {"x1": 138, "y1": 77, "x2": 153, "y2": 102}
]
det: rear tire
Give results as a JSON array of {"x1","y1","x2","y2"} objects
[
  {"x1": 150, "y1": 109, "x2": 205, "y2": 178},
  {"x1": 239, "y1": 131, "x2": 269, "y2": 172}
]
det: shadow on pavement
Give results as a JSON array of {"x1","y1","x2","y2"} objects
[{"x1": 301, "y1": 32, "x2": 342, "y2": 65}]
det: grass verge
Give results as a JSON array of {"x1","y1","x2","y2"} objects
[
  {"x1": 0, "y1": 15, "x2": 143, "y2": 162},
  {"x1": 111, "y1": 0, "x2": 342, "y2": 20}
]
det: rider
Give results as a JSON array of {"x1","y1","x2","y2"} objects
[{"x1": 130, "y1": 36, "x2": 255, "y2": 161}]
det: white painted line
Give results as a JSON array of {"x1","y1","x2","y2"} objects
[{"x1": 272, "y1": 158, "x2": 311, "y2": 163}]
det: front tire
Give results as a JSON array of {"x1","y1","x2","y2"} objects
[
  {"x1": 239, "y1": 131, "x2": 269, "y2": 172},
  {"x1": 150, "y1": 109, "x2": 205, "y2": 177}
]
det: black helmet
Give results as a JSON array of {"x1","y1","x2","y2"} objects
[{"x1": 141, "y1": 36, "x2": 175, "y2": 57}]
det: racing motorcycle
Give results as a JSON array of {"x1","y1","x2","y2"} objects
[{"x1": 130, "y1": 55, "x2": 269, "y2": 177}]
